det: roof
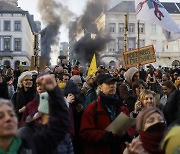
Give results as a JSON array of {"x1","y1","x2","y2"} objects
[
  {"x1": 107, "y1": 1, "x2": 135, "y2": 13},
  {"x1": 107, "y1": 1, "x2": 180, "y2": 14},
  {"x1": 0, "y1": 1, "x2": 25, "y2": 13},
  {"x1": 162, "y1": 3, "x2": 180, "y2": 14}
]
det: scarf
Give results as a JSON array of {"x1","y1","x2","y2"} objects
[
  {"x1": 139, "y1": 123, "x2": 166, "y2": 154},
  {"x1": 0, "y1": 137, "x2": 22, "y2": 154},
  {"x1": 100, "y1": 92, "x2": 119, "y2": 121}
]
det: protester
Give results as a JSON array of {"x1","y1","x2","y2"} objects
[
  {"x1": 162, "y1": 72, "x2": 170, "y2": 83},
  {"x1": 161, "y1": 126, "x2": 180, "y2": 154},
  {"x1": 18, "y1": 91, "x2": 74, "y2": 154},
  {"x1": 64, "y1": 80, "x2": 84, "y2": 153},
  {"x1": 0, "y1": 74, "x2": 9, "y2": 99},
  {"x1": 0, "y1": 73, "x2": 70, "y2": 153},
  {"x1": 132, "y1": 79, "x2": 147, "y2": 96},
  {"x1": 5, "y1": 75, "x2": 15, "y2": 99},
  {"x1": 124, "y1": 107, "x2": 166, "y2": 154},
  {"x1": 12, "y1": 71, "x2": 36, "y2": 122},
  {"x1": 80, "y1": 73, "x2": 132, "y2": 154},
  {"x1": 118, "y1": 67, "x2": 138, "y2": 107},
  {"x1": 20, "y1": 73, "x2": 47, "y2": 127},
  {"x1": 130, "y1": 90, "x2": 156, "y2": 118},
  {"x1": 162, "y1": 80, "x2": 180, "y2": 125}
]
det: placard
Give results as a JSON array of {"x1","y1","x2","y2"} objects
[{"x1": 123, "y1": 45, "x2": 156, "y2": 68}]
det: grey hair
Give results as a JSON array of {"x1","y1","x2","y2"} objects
[
  {"x1": 18, "y1": 71, "x2": 32, "y2": 88},
  {"x1": 0, "y1": 98, "x2": 14, "y2": 109}
]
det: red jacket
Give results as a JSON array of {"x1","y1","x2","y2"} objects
[
  {"x1": 80, "y1": 96, "x2": 130, "y2": 154},
  {"x1": 20, "y1": 98, "x2": 39, "y2": 127}
]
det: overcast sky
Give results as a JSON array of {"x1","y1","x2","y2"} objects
[{"x1": 18, "y1": 0, "x2": 180, "y2": 41}]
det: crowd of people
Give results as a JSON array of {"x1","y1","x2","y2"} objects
[{"x1": 0, "y1": 63, "x2": 180, "y2": 154}]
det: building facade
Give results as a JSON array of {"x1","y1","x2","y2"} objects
[
  {"x1": 95, "y1": 0, "x2": 180, "y2": 67},
  {"x1": 0, "y1": 0, "x2": 39, "y2": 69}
]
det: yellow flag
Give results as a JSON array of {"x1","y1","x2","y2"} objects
[
  {"x1": 88, "y1": 54, "x2": 97, "y2": 76},
  {"x1": 19, "y1": 61, "x2": 22, "y2": 66}
]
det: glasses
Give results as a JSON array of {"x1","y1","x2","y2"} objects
[{"x1": 23, "y1": 79, "x2": 33, "y2": 82}]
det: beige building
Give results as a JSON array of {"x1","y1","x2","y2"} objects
[
  {"x1": 95, "y1": 0, "x2": 180, "y2": 67},
  {"x1": 0, "y1": 0, "x2": 39, "y2": 69}
]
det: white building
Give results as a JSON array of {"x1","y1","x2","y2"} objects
[
  {"x1": 95, "y1": 0, "x2": 180, "y2": 67},
  {"x1": 0, "y1": 0, "x2": 39, "y2": 69}
]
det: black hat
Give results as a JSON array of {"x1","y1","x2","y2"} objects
[
  {"x1": 64, "y1": 80, "x2": 80, "y2": 96},
  {"x1": 97, "y1": 73, "x2": 116, "y2": 85}
]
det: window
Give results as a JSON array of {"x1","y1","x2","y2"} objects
[
  {"x1": 4, "y1": 21, "x2": 11, "y2": 31},
  {"x1": 109, "y1": 23, "x2": 116, "y2": 33},
  {"x1": 139, "y1": 39, "x2": 145, "y2": 47},
  {"x1": 152, "y1": 24, "x2": 156, "y2": 34},
  {"x1": 118, "y1": 37, "x2": 124, "y2": 52},
  {"x1": 174, "y1": 41, "x2": 178, "y2": 52},
  {"x1": 128, "y1": 23, "x2": 135, "y2": 34},
  {"x1": 128, "y1": 38, "x2": 136, "y2": 50},
  {"x1": 14, "y1": 21, "x2": 21, "y2": 31},
  {"x1": 119, "y1": 23, "x2": 124, "y2": 33},
  {"x1": 139, "y1": 23, "x2": 145, "y2": 34},
  {"x1": 14, "y1": 38, "x2": 21, "y2": 51},
  {"x1": 151, "y1": 40, "x2": 156, "y2": 50},
  {"x1": 4, "y1": 37, "x2": 11, "y2": 51},
  {"x1": 109, "y1": 39, "x2": 116, "y2": 52}
]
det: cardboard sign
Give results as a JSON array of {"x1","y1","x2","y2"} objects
[
  {"x1": 30, "y1": 56, "x2": 46, "y2": 72},
  {"x1": 123, "y1": 45, "x2": 156, "y2": 68}
]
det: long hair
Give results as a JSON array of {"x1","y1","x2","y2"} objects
[
  {"x1": 162, "y1": 80, "x2": 176, "y2": 92},
  {"x1": 138, "y1": 89, "x2": 156, "y2": 106}
]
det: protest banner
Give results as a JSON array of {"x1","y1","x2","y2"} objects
[{"x1": 123, "y1": 45, "x2": 156, "y2": 68}]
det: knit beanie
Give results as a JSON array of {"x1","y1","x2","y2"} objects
[
  {"x1": 38, "y1": 92, "x2": 49, "y2": 114},
  {"x1": 124, "y1": 67, "x2": 138, "y2": 85},
  {"x1": 136, "y1": 106, "x2": 164, "y2": 131},
  {"x1": 64, "y1": 80, "x2": 80, "y2": 96},
  {"x1": 161, "y1": 126, "x2": 180, "y2": 154}
]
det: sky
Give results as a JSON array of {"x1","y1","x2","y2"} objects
[
  {"x1": 18, "y1": 0, "x2": 180, "y2": 42},
  {"x1": 18, "y1": 0, "x2": 88, "y2": 42}
]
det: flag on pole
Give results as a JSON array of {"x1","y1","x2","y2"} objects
[
  {"x1": 135, "y1": 0, "x2": 180, "y2": 33},
  {"x1": 88, "y1": 54, "x2": 97, "y2": 76},
  {"x1": 163, "y1": 29, "x2": 180, "y2": 42}
]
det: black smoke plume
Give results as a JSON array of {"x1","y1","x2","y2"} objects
[
  {"x1": 74, "y1": 35, "x2": 111, "y2": 65},
  {"x1": 78, "y1": 0, "x2": 109, "y2": 32},
  {"x1": 73, "y1": 0, "x2": 111, "y2": 65},
  {"x1": 38, "y1": 0, "x2": 73, "y2": 65}
]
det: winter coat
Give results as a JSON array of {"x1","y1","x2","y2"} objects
[
  {"x1": 20, "y1": 96, "x2": 39, "y2": 127},
  {"x1": 83, "y1": 89, "x2": 98, "y2": 109},
  {"x1": 17, "y1": 86, "x2": 71, "y2": 154},
  {"x1": 163, "y1": 90, "x2": 180, "y2": 125},
  {"x1": 80, "y1": 96, "x2": 132, "y2": 154},
  {"x1": 0, "y1": 82, "x2": 9, "y2": 99},
  {"x1": 12, "y1": 87, "x2": 36, "y2": 121}
]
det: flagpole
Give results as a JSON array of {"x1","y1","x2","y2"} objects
[
  {"x1": 124, "y1": 14, "x2": 128, "y2": 52},
  {"x1": 137, "y1": 20, "x2": 140, "y2": 79},
  {"x1": 123, "y1": 14, "x2": 128, "y2": 69}
]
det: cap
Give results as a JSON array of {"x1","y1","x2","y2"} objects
[{"x1": 97, "y1": 74, "x2": 116, "y2": 85}]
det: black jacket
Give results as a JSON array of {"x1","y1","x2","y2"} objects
[
  {"x1": 13, "y1": 87, "x2": 36, "y2": 121},
  {"x1": 18, "y1": 86, "x2": 71, "y2": 154},
  {"x1": 0, "y1": 82, "x2": 9, "y2": 99},
  {"x1": 163, "y1": 90, "x2": 180, "y2": 125}
]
